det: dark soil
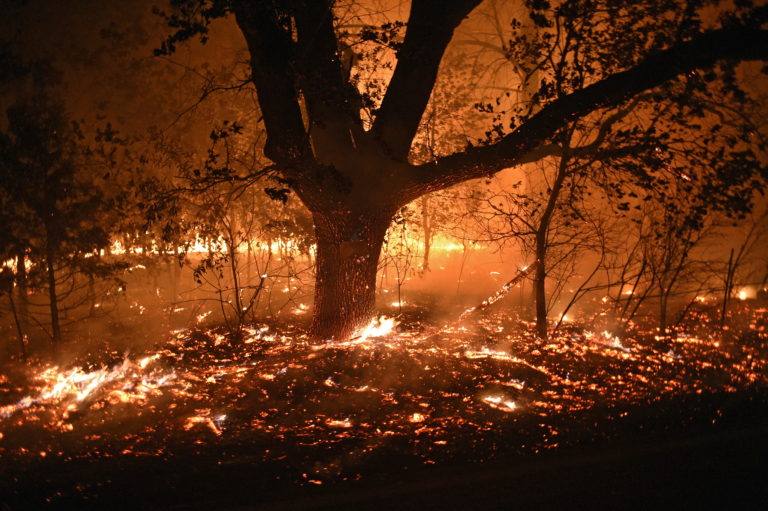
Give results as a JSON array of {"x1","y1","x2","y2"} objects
[{"x1": 3, "y1": 388, "x2": 766, "y2": 510}]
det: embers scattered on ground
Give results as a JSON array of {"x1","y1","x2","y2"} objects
[{"x1": 1, "y1": 305, "x2": 767, "y2": 508}]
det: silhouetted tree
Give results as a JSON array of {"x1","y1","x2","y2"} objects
[
  {"x1": 157, "y1": 0, "x2": 768, "y2": 341},
  {"x1": 0, "y1": 97, "x2": 128, "y2": 345}
]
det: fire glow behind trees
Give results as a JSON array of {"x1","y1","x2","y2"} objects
[
  {"x1": 153, "y1": 0, "x2": 768, "y2": 341},
  {"x1": 2, "y1": 1, "x2": 768, "y2": 508}
]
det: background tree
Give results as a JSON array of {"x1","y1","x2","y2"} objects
[{"x1": 0, "y1": 97, "x2": 129, "y2": 346}]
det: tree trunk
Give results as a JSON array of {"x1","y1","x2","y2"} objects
[
  {"x1": 421, "y1": 195, "x2": 432, "y2": 273},
  {"x1": 531, "y1": 148, "x2": 570, "y2": 340},
  {"x1": 310, "y1": 209, "x2": 393, "y2": 341},
  {"x1": 226, "y1": 236, "x2": 243, "y2": 335},
  {"x1": 45, "y1": 245, "x2": 62, "y2": 344},
  {"x1": 720, "y1": 248, "x2": 735, "y2": 329},
  {"x1": 534, "y1": 234, "x2": 548, "y2": 340},
  {"x1": 88, "y1": 272, "x2": 97, "y2": 316},
  {"x1": 246, "y1": 239, "x2": 253, "y2": 287},
  {"x1": 8, "y1": 293, "x2": 27, "y2": 359},
  {"x1": 14, "y1": 251, "x2": 29, "y2": 348},
  {"x1": 171, "y1": 253, "x2": 180, "y2": 301}
]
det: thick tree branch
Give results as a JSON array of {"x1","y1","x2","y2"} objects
[
  {"x1": 372, "y1": 0, "x2": 482, "y2": 160},
  {"x1": 406, "y1": 26, "x2": 768, "y2": 198},
  {"x1": 232, "y1": 3, "x2": 310, "y2": 168},
  {"x1": 293, "y1": 0, "x2": 360, "y2": 161}
]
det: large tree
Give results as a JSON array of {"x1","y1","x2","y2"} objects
[{"x1": 158, "y1": 0, "x2": 768, "y2": 341}]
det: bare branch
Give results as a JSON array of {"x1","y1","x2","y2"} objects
[{"x1": 293, "y1": 0, "x2": 360, "y2": 160}]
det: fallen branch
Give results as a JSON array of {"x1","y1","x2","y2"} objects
[
  {"x1": 456, "y1": 264, "x2": 534, "y2": 323},
  {"x1": 408, "y1": 265, "x2": 534, "y2": 343}
]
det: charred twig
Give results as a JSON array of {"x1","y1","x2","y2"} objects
[{"x1": 456, "y1": 264, "x2": 534, "y2": 324}]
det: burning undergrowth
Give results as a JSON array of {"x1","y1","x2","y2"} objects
[{"x1": 1, "y1": 306, "x2": 768, "y2": 507}]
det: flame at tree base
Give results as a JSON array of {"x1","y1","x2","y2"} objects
[{"x1": 353, "y1": 316, "x2": 398, "y2": 342}]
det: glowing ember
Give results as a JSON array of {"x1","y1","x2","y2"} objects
[
  {"x1": 184, "y1": 410, "x2": 224, "y2": 436},
  {"x1": 0, "y1": 356, "x2": 174, "y2": 420},
  {"x1": 410, "y1": 412, "x2": 426, "y2": 423},
  {"x1": 325, "y1": 418, "x2": 353, "y2": 428},
  {"x1": 1, "y1": 304, "x2": 766, "y2": 502},
  {"x1": 482, "y1": 395, "x2": 518, "y2": 412}
]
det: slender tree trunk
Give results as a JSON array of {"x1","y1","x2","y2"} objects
[
  {"x1": 530, "y1": 136, "x2": 572, "y2": 339},
  {"x1": 246, "y1": 239, "x2": 253, "y2": 287},
  {"x1": 534, "y1": 232, "x2": 548, "y2": 340},
  {"x1": 45, "y1": 244, "x2": 62, "y2": 344},
  {"x1": 532, "y1": 154, "x2": 569, "y2": 340},
  {"x1": 619, "y1": 256, "x2": 647, "y2": 329},
  {"x1": 421, "y1": 195, "x2": 432, "y2": 273},
  {"x1": 171, "y1": 253, "x2": 180, "y2": 301},
  {"x1": 88, "y1": 272, "x2": 96, "y2": 316},
  {"x1": 310, "y1": 209, "x2": 393, "y2": 341},
  {"x1": 659, "y1": 292, "x2": 669, "y2": 336},
  {"x1": 720, "y1": 248, "x2": 735, "y2": 329},
  {"x1": 15, "y1": 251, "x2": 28, "y2": 321},
  {"x1": 226, "y1": 237, "x2": 243, "y2": 334},
  {"x1": 8, "y1": 293, "x2": 27, "y2": 359},
  {"x1": 455, "y1": 240, "x2": 471, "y2": 296}
]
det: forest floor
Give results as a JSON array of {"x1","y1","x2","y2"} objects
[{"x1": 1, "y1": 301, "x2": 767, "y2": 509}]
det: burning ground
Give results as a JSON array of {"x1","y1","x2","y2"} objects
[{"x1": 1, "y1": 305, "x2": 768, "y2": 509}]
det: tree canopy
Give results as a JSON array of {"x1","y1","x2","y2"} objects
[{"x1": 155, "y1": 1, "x2": 768, "y2": 339}]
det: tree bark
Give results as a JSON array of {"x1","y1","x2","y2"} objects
[{"x1": 310, "y1": 208, "x2": 393, "y2": 341}]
